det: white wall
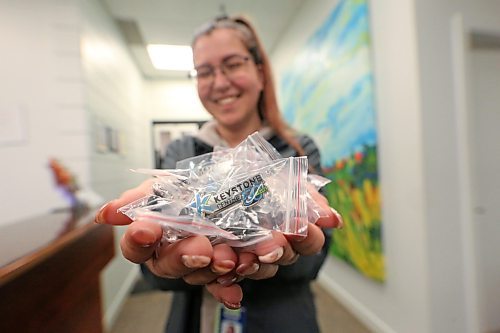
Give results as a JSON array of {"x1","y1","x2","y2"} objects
[
  {"x1": 144, "y1": 79, "x2": 209, "y2": 122},
  {"x1": 81, "y1": 0, "x2": 151, "y2": 196},
  {"x1": 0, "y1": 0, "x2": 143, "y2": 330},
  {"x1": 80, "y1": 0, "x2": 151, "y2": 329},
  {"x1": 414, "y1": 2, "x2": 500, "y2": 332},
  {"x1": 0, "y1": 0, "x2": 88, "y2": 225}
]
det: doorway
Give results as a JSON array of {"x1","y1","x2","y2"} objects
[{"x1": 469, "y1": 31, "x2": 500, "y2": 333}]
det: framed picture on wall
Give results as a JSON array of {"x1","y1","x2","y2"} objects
[{"x1": 152, "y1": 120, "x2": 205, "y2": 168}]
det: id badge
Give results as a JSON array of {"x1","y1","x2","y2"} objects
[{"x1": 214, "y1": 303, "x2": 246, "y2": 333}]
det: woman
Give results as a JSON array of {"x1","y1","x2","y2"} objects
[{"x1": 95, "y1": 16, "x2": 342, "y2": 333}]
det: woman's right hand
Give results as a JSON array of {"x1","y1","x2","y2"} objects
[{"x1": 94, "y1": 180, "x2": 244, "y2": 308}]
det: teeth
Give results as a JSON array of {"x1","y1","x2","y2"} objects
[{"x1": 217, "y1": 97, "x2": 236, "y2": 105}]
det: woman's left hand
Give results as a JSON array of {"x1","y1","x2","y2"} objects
[
  {"x1": 205, "y1": 188, "x2": 342, "y2": 307},
  {"x1": 249, "y1": 187, "x2": 342, "y2": 265}
]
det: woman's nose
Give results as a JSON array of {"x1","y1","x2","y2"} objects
[{"x1": 212, "y1": 68, "x2": 231, "y2": 89}]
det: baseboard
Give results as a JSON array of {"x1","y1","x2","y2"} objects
[
  {"x1": 103, "y1": 265, "x2": 141, "y2": 331},
  {"x1": 318, "y1": 271, "x2": 396, "y2": 333}
]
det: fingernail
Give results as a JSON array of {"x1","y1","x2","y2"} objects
[
  {"x1": 211, "y1": 260, "x2": 235, "y2": 274},
  {"x1": 181, "y1": 255, "x2": 211, "y2": 268},
  {"x1": 95, "y1": 202, "x2": 111, "y2": 224},
  {"x1": 258, "y1": 247, "x2": 284, "y2": 263},
  {"x1": 223, "y1": 301, "x2": 241, "y2": 310},
  {"x1": 236, "y1": 263, "x2": 260, "y2": 276},
  {"x1": 217, "y1": 275, "x2": 237, "y2": 287},
  {"x1": 331, "y1": 208, "x2": 344, "y2": 228}
]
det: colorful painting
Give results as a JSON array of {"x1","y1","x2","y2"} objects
[{"x1": 280, "y1": 0, "x2": 384, "y2": 281}]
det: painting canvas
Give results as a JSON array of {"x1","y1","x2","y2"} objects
[{"x1": 280, "y1": 0, "x2": 384, "y2": 281}]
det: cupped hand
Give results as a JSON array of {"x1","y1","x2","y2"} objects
[
  {"x1": 94, "y1": 180, "x2": 242, "y2": 304},
  {"x1": 233, "y1": 188, "x2": 343, "y2": 281}
]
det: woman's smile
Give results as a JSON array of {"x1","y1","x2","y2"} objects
[{"x1": 214, "y1": 94, "x2": 239, "y2": 106}]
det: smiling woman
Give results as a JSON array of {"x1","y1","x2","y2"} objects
[
  {"x1": 190, "y1": 17, "x2": 306, "y2": 153},
  {"x1": 135, "y1": 16, "x2": 340, "y2": 333},
  {"x1": 95, "y1": 14, "x2": 342, "y2": 333}
]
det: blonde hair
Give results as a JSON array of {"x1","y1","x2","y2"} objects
[{"x1": 192, "y1": 16, "x2": 305, "y2": 156}]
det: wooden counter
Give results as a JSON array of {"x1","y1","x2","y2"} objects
[{"x1": 0, "y1": 208, "x2": 115, "y2": 333}]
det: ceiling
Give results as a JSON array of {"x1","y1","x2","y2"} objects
[{"x1": 101, "y1": 0, "x2": 307, "y2": 79}]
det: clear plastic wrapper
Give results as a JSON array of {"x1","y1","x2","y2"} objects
[
  {"x1": 230, "y1": 132, "x2": 333, "y2": 224},
  {"x1": 120, "y1": 156, "x2": 308, "y2": 247},
  {"x1": 119, "y1": 132, "x2": 332, "y2": 247},
  {"x1": 305, "y1": 174, "x2": 332, "y2": 223}
]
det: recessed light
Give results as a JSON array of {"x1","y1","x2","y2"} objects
[{"x1": 147, "y1": 44, "x2": 193, "y2": 71}]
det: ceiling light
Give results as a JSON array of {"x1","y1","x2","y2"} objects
[{"x1": 147, "y1": 44, "x2": 193, "y2": 71}]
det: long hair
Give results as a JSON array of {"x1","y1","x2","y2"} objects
[{"x1": 192, "y1": 16, "x2": 305, "y2": 156}]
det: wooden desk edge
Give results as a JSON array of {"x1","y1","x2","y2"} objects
[{"x1": 0, "y1": 210, "x2": 113, "y2": 287}]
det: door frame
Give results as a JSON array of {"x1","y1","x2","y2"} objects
[{"x1": 450, "y1": 13, "x2": 480, "y2": 333}]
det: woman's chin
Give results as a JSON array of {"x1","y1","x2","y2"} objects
[{"x1": 215, "y1": 113, "x2": 245, "y2": 128}]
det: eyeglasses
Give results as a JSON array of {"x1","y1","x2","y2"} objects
[{"x1": 191, "y1": 54, "x2": 251, "y2": 86}]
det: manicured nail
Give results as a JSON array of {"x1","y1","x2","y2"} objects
[
  {"x1": 211, "y1": 260, "x2": 235, "y2": 274},
  {"x1": 258, "y1": 247, "x2": 284, "y2": 263},
  {"x1": 331, "y1": 208, "x2": 344, "y2": 228},
  {"x1": 181, "y1": 255, "x2": 211, "y2": 268},
  {"x1": 95, "y1": 202, "x2": 111, "y2": 224},
  {"x1": 223, "y1": 301, "x2": 241, "y2": 310},
  {"x1": 236, "y1": 263, "x2": 260, "y2": 276},
  {"x1": 217, "y1": 275, "x2": 237, "y2": 287}
]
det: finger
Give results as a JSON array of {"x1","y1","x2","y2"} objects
[
  {"x1": 308, "y1": 185, "x2": 330, "y2": 206},
  {"x1": 243, "y1": 263, "x2": 278, "y2": 280},
  {"x1": 95, "y1": 179, "x2": 155, "y2": 225},
  {"x1": 182, "y1": 243, "x2": 239, "y2": 287},
  {"x1": 316, "y1": 207, "x2": 343, "y2": 228},
  {"x1": 235, "y1": 252, "x2": 260, "y2": 277},
  {"x1": 268, "y1": 231, "x2": 298, "y2": 265},
  {"x1": 182, "y1": 243, "x2": 239, "y2": 285},
  {"x1": 247, "y1": 233, "x2": 287, "y2": 264},
  {"x1": 182, "y1": 267, "x2": 217, "y2": 285},
  {"x1": 287, "y1": 223, "x2": 325, "y2": 256},
  {"x1": 120, "y1": 220, "x2": 163, "y2": 263},
  {"x1": 146, "y1": 235, "x2": 213, "y2": 279},
  {"x1": 206, "y1": 282, "x2": 243, "y2": 310},
  {"x1": 211, "y1": 243, "x2": 237, "y2": 275},
  {"x1": 309, "y1": 188, "x2": 343, "y2": 228},
  {"x1": 241, "y1": 232, "x2": 296, "y2": 265},
  {"x1": 183, "y1": 269, "x2": 238, "y2": 287}
]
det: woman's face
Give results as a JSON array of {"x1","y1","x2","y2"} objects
[{"x1": 192, "y1": 28, "x2": 263, "y2": 130}]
